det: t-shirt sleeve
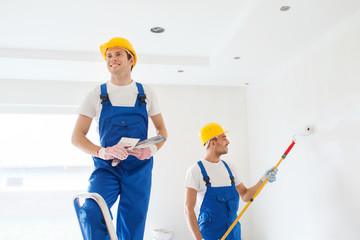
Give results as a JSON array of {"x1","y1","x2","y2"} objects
[
  {"x1": 77, "y1": 87, "x2": 99, "y2": 119},
  {"x1": 144, "y1": 84, "x2": 161, "y2": 117},
  {"x1": 185, "y1": 165, "x2": 200, "y2": 191}
]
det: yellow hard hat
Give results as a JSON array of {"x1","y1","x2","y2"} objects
[
  {"x1": 199, "y1": 123, "x2": 229, "y2": 146},
  {"x1": 100, "y1": 37, "x2": 137, "y2": 68}
]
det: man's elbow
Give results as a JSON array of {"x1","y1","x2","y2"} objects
[
  {"x1": 184, "y1": 205, "x2": 190, "y2": 215},
  {"x1": 184, "y1": 203, "x2": 194, "y2": 217},
  {"x1": 184, "y1": 207, "x2": 188, "y2": 217},
  {"x1": 159, "y1": 127, "x2": 168, "y2": 139},
  {"x1": 71, "y1": 132, "x2": 80, "y2": 147},
  {"x1": 241, "y1": 195, "x2": 251, "y2": 202},
  {"x1": 239, "y1": 190, "x2": 251, "y2": 202}
]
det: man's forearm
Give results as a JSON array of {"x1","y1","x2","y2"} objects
[
  {"x1": 72, "y1": 132, "x2": 101, "y2": 156},
  {"x1": 155, "y1": 127, "x2": 167, "y2": 150},
  {"x1": 244, "y1": 180, "x2": 263, "y2": 202},
  {"x1": 185, "y1": 208, "x2": 203, "y2": 240}
]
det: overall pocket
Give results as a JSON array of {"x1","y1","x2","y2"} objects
[
  {"x1": 216, "y1": 191, "x2": 237, "y2": 217},
  {"x1": 198, "y1": 209, "x2": 212, "y2": 226},
  {"x1": 103, "y1": 116, "x2": 147, "y2": 146}
]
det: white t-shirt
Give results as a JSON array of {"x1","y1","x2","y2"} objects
[
  {"x1": 185, "y1": 159, "x2": 242, "y2": 208},
  {"x1": 78, "y1": 80, "x2": 161, "y2": 131}
]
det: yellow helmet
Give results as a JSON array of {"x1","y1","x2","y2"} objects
[
  {"x1": 100, "y1": 37, "x2": 137, "y2": 68},
  {"x1": 199, "y1": 123, "x2": 229, "y2": 146}
]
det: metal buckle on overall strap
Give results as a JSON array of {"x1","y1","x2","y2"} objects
[
  {"x1": 203, "y1": 176, "x2": 211, "y2": 186},
  {"x1": 100, "y1": 94, "x2": 109, "y2": 103},
  {"x1": 230, "y1": 176, "x2": 235, "y2": 184},
  {"x1": 138, "y1": 93, "x2": 146, "y2": 105}
]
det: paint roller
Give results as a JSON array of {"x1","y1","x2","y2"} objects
[{"x1": 220, "y1": 126, "x2": 313, "y2": 240}]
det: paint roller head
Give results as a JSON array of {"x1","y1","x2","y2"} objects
[{"x1": 294, "y1": 125, "x2": 314, "y2": 137}]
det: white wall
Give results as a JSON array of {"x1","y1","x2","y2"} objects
[{"x1": 246, "y1": 9, "x2": 360, "y2": 240}]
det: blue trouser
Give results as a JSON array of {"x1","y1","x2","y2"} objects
[
  {"x1": 197, "y1": 160, "x2": 241, "y2": 240},
  {"x1": 79, "y1": 82, "x2": 152, "y2": 240}
]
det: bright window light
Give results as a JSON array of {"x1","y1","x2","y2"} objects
[
  {"x1": 0, "y1": 114, "x2": 97, "y2": 192},
  {"x1": 0, "y1": 114, "x2": 97, "y2": 167}
]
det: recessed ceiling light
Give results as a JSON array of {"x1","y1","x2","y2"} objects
[
  {"x1": 177, "y1": 70, "x2": 184, "y2": 73},
  {"x1": 150, "y1": 27, "x2": 165, "y2": 33},
  {"x1": 233, "y1": 56, "x2": 241, "y2": 60},
  {"x1": 280, "y1": 6, "x2": 290, "y2": 11}
]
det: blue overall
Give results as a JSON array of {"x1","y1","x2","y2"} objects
[
  {"x1": 79, "y1": 82, "x2": 153, "y2": 240},
  {"x1": 197, "y1": 160, "x2": 241, "y2": 240}
]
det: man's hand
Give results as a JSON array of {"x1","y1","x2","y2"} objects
[
  {"x1": 97, "y1": 143, "x2": 131, "y2": 160},
  {"x1": 127, "y1": 145, "x2": 157, "y2": 160},
  {"x1": 261, "y1": 167, "x2": 278, "y2": 183}
]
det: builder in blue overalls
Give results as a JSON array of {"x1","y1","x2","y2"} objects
[
  {"x1": 72, "y1": 37, "x2": 167, "y2": 240},
  {"x1": 185, "y1": 123, "x2": 277, "y2": 240}
]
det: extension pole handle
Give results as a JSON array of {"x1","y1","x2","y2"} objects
[
  {"x1": 274, "y1": 140, "x2": 296, "y2": 169},
  {"x1": 284, "y1": 140, "x2": 296, "y2": 156},
  {"x1": 220, "y1": 179, "x2": 268, "y2": 240},
  {"x1": 220, "y1": 140, "x2": 296, "y2": 240}
]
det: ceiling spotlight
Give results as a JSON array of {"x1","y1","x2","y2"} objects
[
  {"x1": 150, "y1": 27, "x2": 165, "y2": 33},
  {"x1": 280, "y1": 6, "x2": 290, "y2": 11},
  {"x1": 178, "y1": 70, "x2": 184, "y2": 73},
  {"x1": 233, "y1": 56, "x2": 241, "y2": 60}
]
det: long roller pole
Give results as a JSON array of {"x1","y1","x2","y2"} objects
[{"x1": 220, "y1": 140, "x2": 296, "y2": 240}]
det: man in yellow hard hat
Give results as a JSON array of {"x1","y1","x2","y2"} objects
[
  {"x1": 184, "y1": 123, "x2": 277, "y2": 240},
  {"x1": 72, "y1": 37, "x2": 167, "y2": 240}
]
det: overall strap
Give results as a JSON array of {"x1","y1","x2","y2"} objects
[
  {"x1": 221, "y1": 160, "x2": 235, "y2": 185},
  {"x1": 100, "y1": 83, "x2": 111, "y2": 105},
  {"x1": 197, "y1": 161, "x2": 211, "y2": 187},
  {"x1": 135, "y1": 82, "x2": 147, "y2": 106}
]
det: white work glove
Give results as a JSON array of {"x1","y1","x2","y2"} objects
[
  {"x1": 127, "y1": 145, "x2": 157, "y2": 160},
  {"x1": 260, "y1": 167, "x2": 278, "y2": 183},
  {"x1": 97, "y1": 143, "x2": 131, "y2": 160}
]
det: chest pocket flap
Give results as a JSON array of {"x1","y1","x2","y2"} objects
[
  {"x1": 216, "y1": 190, "x2": 236, "y2": 203},
  {"x1": 112, "y1": 117, "x2": 140, "y2": 127},
  {"x1": 104, "y1": 115, "x2": 146, "y2": 142}
]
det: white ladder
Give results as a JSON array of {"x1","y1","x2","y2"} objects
[{"x1": 73, "y1": 192, "x2": 118, "y2": 240}]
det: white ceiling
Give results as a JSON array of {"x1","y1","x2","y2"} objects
[{"x1": 1, "y1": 0, "x2": 360, "y2": 86}]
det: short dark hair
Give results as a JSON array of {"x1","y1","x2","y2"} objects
[{"x1": 205, "y1": 137, "x2": 218, "y2": 149}]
